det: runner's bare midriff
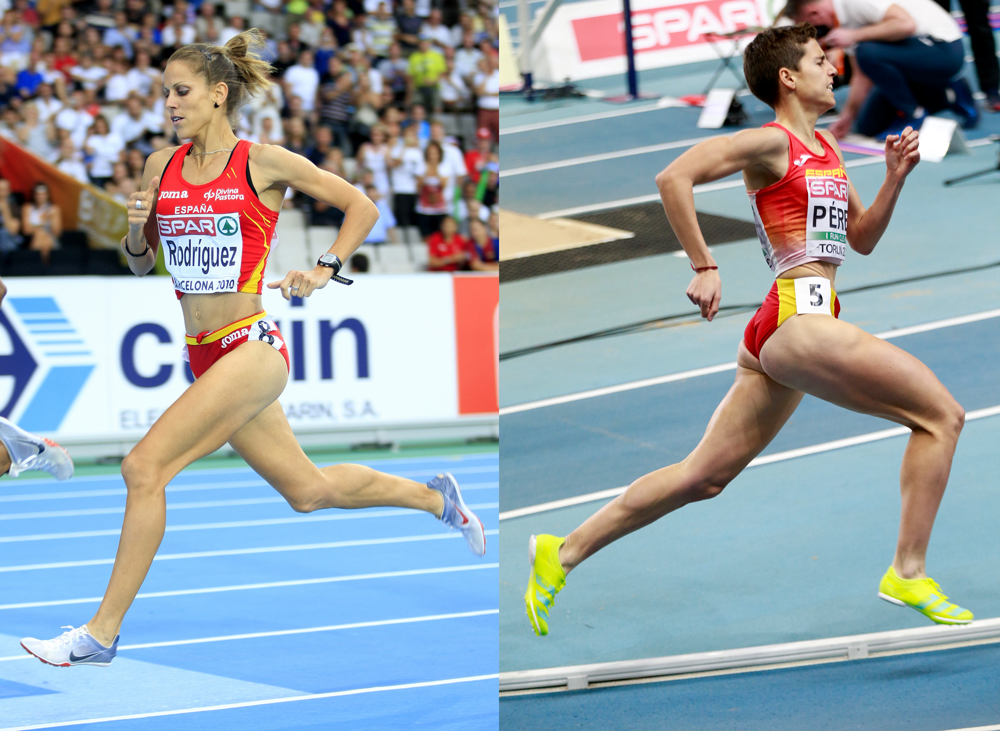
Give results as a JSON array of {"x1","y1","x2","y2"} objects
[
  {"x1": 778, "y1": 260, "x2": 837, "y2": 286},
  {"x1": 180, "y1": 291, "x2": 264, "y2": 337}
]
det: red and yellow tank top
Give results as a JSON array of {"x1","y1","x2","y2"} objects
[
  {"x1": 155, "y1": 139, "x2": 278, "y2": 299},
  {"x1": 747, "y1": 122, "x2": 848, "y2": 276}
]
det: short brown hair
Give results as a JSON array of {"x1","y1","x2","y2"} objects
[{"x1": 743, "y1": 24, "x2": 817, "y2": 108}]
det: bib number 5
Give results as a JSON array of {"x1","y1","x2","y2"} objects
[{"x1": 793, "y1": 277, "x2": 834, "y2": 317}]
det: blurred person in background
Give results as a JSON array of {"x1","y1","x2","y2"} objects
[
  {"x1": 395, "y1": 0, "x2": 422, "y2": 54},
  {"x1": 33, "y1": 81, "x2": 63, "y2": 123},
  {"x1": 363, "y1": 182, "x2": 397, "y2": 244},
  {"x1": 283, "y1": 48, "x2": 320, "y2": 115},
  {"x1": 0, "y1": 106, "x2": 18, "y2": 140},
  {"x1": 103, "y1": 10, "x2": 136, "y2": 60},
  {"x1": 84, "y1": 113, "x2": 124, "y2": 188},
  {"x1": 415, "y1": 139, "x2": 450, "y2": 239},
  {"x1": 314, "y1": 26, "x2": 339, "y2": 76},
  {"x1": 366, "y1": 2, "x2": 396, "y2": 62},
  {"x1": 21, "y1": 181, "x2": 60, "y2": 264},
  {"x1": 421, "y1": 9, "x2": 453, "y2": 51},
  {"x1": 430, "y1": 119, "x2": 466, "y2": 193},
  {"x1": 439, "y1": 51, "x2": 471, "y2": 112},
  {"x1": 125, "y1": 49, "x2": 161, "y2": 99},
  {"x1": 408, "y1": 34, "x2": 445, "y2": 114},
  {"x1": 454, "y1": 29, "x2": 483, "y2": 79},
  {"x1": 356, "y1": 122, "x2": 392, "y2": 199},
  {"x1": 378, "y1": 42, "x2": 409, "y2": 105},
  {"x1": 389, "y1": 124, "x2": 424, "y2": 244},
  {"x1": 467, "y1": 217, "x2": 497, "y2": 271},
  {"x1": 426, "y1": 214, "x2": 467, "y2": 271},
  {"x1": 249, "y1": 113, "x2": 284, "y2": 145},
  {"x1": 472, "y1": 51, "x2": 498, "y2": 140},
  {"x1": 55, "y1": 88, "x2": 94, "y2": 149},
  {"x1": 111, "y1": 94, "x2": 163, "y2": 156},
  {"x1": 106, "y1": 160, "x2": 138, "y2": 204},
  {"x1": 15, "y1": 101, "x2": 56, "y2": 158},
  {"x1": 0, "y1": 177, "x2": 23, "y2": 255},
  {"x1": 219, "y1": 14, "x2": 245, "y2": 46},
  {"x1": 318, "y1": 54, "x2": 356, "y2": 155},
  {"x1": 282, "y1": 115, "x2": 309, "y2": 157},
  {"x1": 124, "y1": 146, "x2": 146, "y2": 181},
  {"x1": 68, "y1": 51, "x2": 108, "y2": 98},
  {"x1": 194, "y1": 2, "x2": 224, "y2": 45},
  {"x1": 327, "y1": 0, "x2": 353, "y2": 47},
  {"x1": 51, "y1": 134, "x2": 90, "y2": 183}
]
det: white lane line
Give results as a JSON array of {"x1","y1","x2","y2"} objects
[
  {"x1": 532, "y1": 138, "x2": 995, "y2": 218},
  {"x1": 0, "y1": 502, "x2": 500, "y2": 543},
  {"x1": 0, "y1": 673, "x2": 500, "y2": 730},
  {"x1": 0, "y1": 562, "x2": 499, "y2": 610},
  {"x1": 501, "y1": 135, "x2": 721, "y2": 178},
  {"x1": 0, "y1": 609, "x2": 499, "y2": 663},
  {"x1": 0, "y1": 529, "x2": 501, "y2": 573},
  {"x1": 500, "y1": 307, "x2": 1000, "y2": 415},
  {"x1": 500, "y1": 103, "x2": 667, "y2": 135},
  {"x1": 499, "y1": 405, "x2": 1000, "y2": 520},
  {"x1": 0, "y1": 481, "x2": 499, "y2": 505},
  {"x1": 0, "y1": 497, "x2": 288, "y2": 520}
]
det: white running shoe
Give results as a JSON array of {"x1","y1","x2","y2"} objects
[
  {"x1": 21, "y1": 625, "x2": 118, "y2": 667},
  {"x1": 0, "y1": 417, "x2": 73, "y2": 480},
  {"x1": 428, "y1": 472, "x2": 486, "y2": 556}
]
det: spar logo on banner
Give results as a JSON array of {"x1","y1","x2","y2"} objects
[
  {"x1": 538, "y1": 0, "x2": 771, "y2": 81},
  {"x1": 573, "y1": 0, "x2": 762, "y2": 60},
  {"x1": 0, "y1": 297, "x2": 95, "y2": 432}
]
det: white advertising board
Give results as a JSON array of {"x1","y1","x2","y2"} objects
[
  {"x1": 0, "y1": 275, "x2": 467, "y2": 448},
  {"x1": 534, "y1": 0, "x2": 777, "y2": 82}
]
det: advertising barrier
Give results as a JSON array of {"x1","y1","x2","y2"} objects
[
  {"x1": 0, "y1": 273, "x2": 498, "y2": 456},
  {"x1": 0, "y1": 138, "x2": 129, "y2": 250},
  {"x1": 532, "y1": 0, "x2": 777, "y2": 82}
]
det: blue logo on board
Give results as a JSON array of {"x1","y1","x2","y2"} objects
[{"x1": 0, "y1": 297, "x2": 95, "y2": 431}]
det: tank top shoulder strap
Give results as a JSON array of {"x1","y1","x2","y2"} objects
[
  {"x1": 160, "y1": 143, "x2": 192, "y2": 186},
  {"x1": 763, "y1": 121, "x2": 809, "y2": 157}
]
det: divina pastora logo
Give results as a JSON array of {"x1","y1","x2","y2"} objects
[{"x1": 0, "y1": 297, "x2": 95, "y2": 431}]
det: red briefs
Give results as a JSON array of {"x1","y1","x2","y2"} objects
[
  {"x1": 184, "y1": 311, "x2": 290, "y2": 379},
  {"x1": 744, "y1": 278, "x2": 841, "y2": 359}
]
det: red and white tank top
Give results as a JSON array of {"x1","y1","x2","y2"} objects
[
  {"x1": 156, "y1": 139, "x2": 278, "y2": 299},
  {"x1": 747, "y1": 122, "x2": 849, "y2": 276}
]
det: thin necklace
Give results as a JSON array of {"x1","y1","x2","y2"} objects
[{"x1": 187, "y1": 147, "x2": 234, "y2": 156}]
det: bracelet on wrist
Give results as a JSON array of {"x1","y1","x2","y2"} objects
[
  {"x1": 690, "y1": 263, "x2": 718, "y2": 272},
  {"x1": 125, "y1": 239, "x2": 151, "y2": 257}
]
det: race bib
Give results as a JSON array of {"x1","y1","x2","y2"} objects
[
  {"x1": 805, "y1": 171, "x2": 848, "y2": 263},
  {"x1": 793, "y1": 277, "x2": 834, "y2": 316},
  {"x1": 158, "y1": 213, "x2": 243, "y2": 294}
]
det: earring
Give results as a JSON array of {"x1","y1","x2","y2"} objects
[{"x1": 214, "y1": 102, "x2": 219, "y2": 108}]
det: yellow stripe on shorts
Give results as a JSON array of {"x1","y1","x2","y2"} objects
[{"x1": 185, "y1": 311, "x2": 267, "y2": 345}]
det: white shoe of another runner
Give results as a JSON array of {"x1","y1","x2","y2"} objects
[
  {"x1": 428, "y1": 472, "x2": 487, "y2": 556},
  {"x1": 0, "y1": 416, "x2": 73, "y2": 480},
  {"x1": 21, "y1": 625, "x2": 118, "y2": 667}
]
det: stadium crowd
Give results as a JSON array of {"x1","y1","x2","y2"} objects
[{"x1": 0, "y1": 0, "x2": 500, "y2": 273}]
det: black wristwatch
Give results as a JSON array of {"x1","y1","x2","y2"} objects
[{"x1": 317, "y1": 253, "x2": 353, "y2": 285}]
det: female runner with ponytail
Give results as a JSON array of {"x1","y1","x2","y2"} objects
[{"x1": 21, "y1": 30, "x2": 486, "y2": 667}]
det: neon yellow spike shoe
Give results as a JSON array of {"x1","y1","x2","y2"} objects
[
  {"x1": 878, "y1": 566, "x2": 973, "y2": 625},
  {"x1": 525, "y1": 534, "x2": 566, "y2": 636}
]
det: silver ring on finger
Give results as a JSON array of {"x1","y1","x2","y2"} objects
[{"x1": 136, "y1": 200, "x2": 142, "y2": 210}]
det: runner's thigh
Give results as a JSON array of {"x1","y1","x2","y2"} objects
[
  {"x1": 759, "y1": 314, "x2": 959, "y2": 429},
  {"x1": 132, "y1": 343, "x2": 289, "y2": 475},
  {"x1": 683, "y1": 345, "x2": 804, "y2": 483}
]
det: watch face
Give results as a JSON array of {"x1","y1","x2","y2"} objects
[{"x1": 319, "y1": 254, "x2": 338, "y2": 265}]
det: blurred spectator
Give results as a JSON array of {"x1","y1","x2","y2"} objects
[
  {"x1": 488, "y1": 209, "x2": 499, "y2": 241},
  {"x1": 283, "y1": 116, "x2": 309, "y2": 157},
  {"x1": 306, "y1": 124, "x2": 337, "y2": 165},
  {"x1": 415, "y1": 140, "x2": 450, "y2": 239},
  {"x1": 357, "y1": 123, "x2": 391, "y2": 198},
  {"x1": 314, "y1": 27, "x2": 339, "y2": 76},
  {"x1": 111, "y1": 95, "x2": 163, "y2": 155},
  {"x1": 15, "y1": 48, "x2": 44, "y2": 98},
  {"x1": 365, "y1": 0, "x2": 393, "y2": 14},
  {"x1": 378, "y1": 42, "x2": 409, "y2": 105},
  {"x1": 37, "y1": 0, "x2": 72, "y2": 32},
  {"x1": 195, "y1": 3, "x2": 224, "y2": 45},
  {"x1": 161, "y1": 8, "x2": 196, "y2": 51},
  {"x1": 84, "y1": 114, "x2": 124, "y2": 188},
  {"x1": 395, "y1": 0, "x2": 423, "y2": 54},
  {"x1": 124, "y1": 146, "x2": 145, "y2": 180},
  {"x1": 366, "y1": 2, "x2": 396, "y2": 61},
  {"x1": 125, "y1": 50, "x2": 161, "y2": 99},
  {"x1": 55, "y1": 91, "x2": 94, "y2": 150},
  {"x1": 318, "y1": 55, "x2": 356, "y2": 154},
  {"x1": 69, "y1": 51, "x2": 109, "y2": 96},
  {"x1": 473, "y1": 52, "x2": 499, "y2": 141},
  {"x1": 33, "y1": 81, "x2": 62, "y2": 123},
  {"x1": 457, "y1": 178, "x2": 490, "y2": 235},
  {"x1": 327, "y1": 0, "x2": 353, "y2": 47},
  {"x1": 21, "y1": 181, "x2": 61, "y2": 264},
  {"x1": 283, "y1": 49, "x2": 320, "y2": 113},
  {"x1": 106, "y1": 160, "x2": 138, "y2": 204},
  {"x1": 350, "y1": 251, "x2": 370, "y2": 273},
  {"x1": 467, "y1": 217, "x2": 498, "y2": 270},
  {"x1": 430, "y1": 120, "x2": 466, "y2": 198},
  {"x1": 408, "y1": 35, "x2": 445, "y2": 114},
  {"x1": 15, "y1": 101, "x2": 56, "y2": 158},
  {"x1": 51, "y1": 136, "x2": 90, "y2": 183},
  {"x1": 104, "y1": 58, "x2": 132, "y2": 103},
  {"x1": 426, "y1": 215, "x2": 468, "y2": 271},
  {"x1": 363, "y1": 183, "x2": 396, "y2": 244},
  {"x1": 249, "y1": 114, "x2": 284, "y2": 145},
  {"x1": 421, "y1": 9, "x2": 453, "y2": 51},
  {"x1": 454, "y1": 30, "x2": 483, "y2": 78},
  {"x1": 219, "y1": 14, "x2": 246, "y2": 45},
  {"x1": 465, "y1": 127, "x2": 493, "y2": 185},
  {"x1": 0, "y1": 106, "x2": 17, "y2": 140},
  {"x1": 0, "y1": 177, "x2": 22, "y2": 254},
  {"x1": 439, "y1": 53, "x2": 471, "y2": 112},
  {"x1": 389, "y1": 125, "x2": 424, "y2": 243},
  {"x1": 103, "y1": 11, "x2": 135, "y2": 60}
]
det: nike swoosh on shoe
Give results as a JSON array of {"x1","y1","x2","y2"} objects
[{"x1": 68, "y1": 650, "x2": 103, "y2": 663}]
